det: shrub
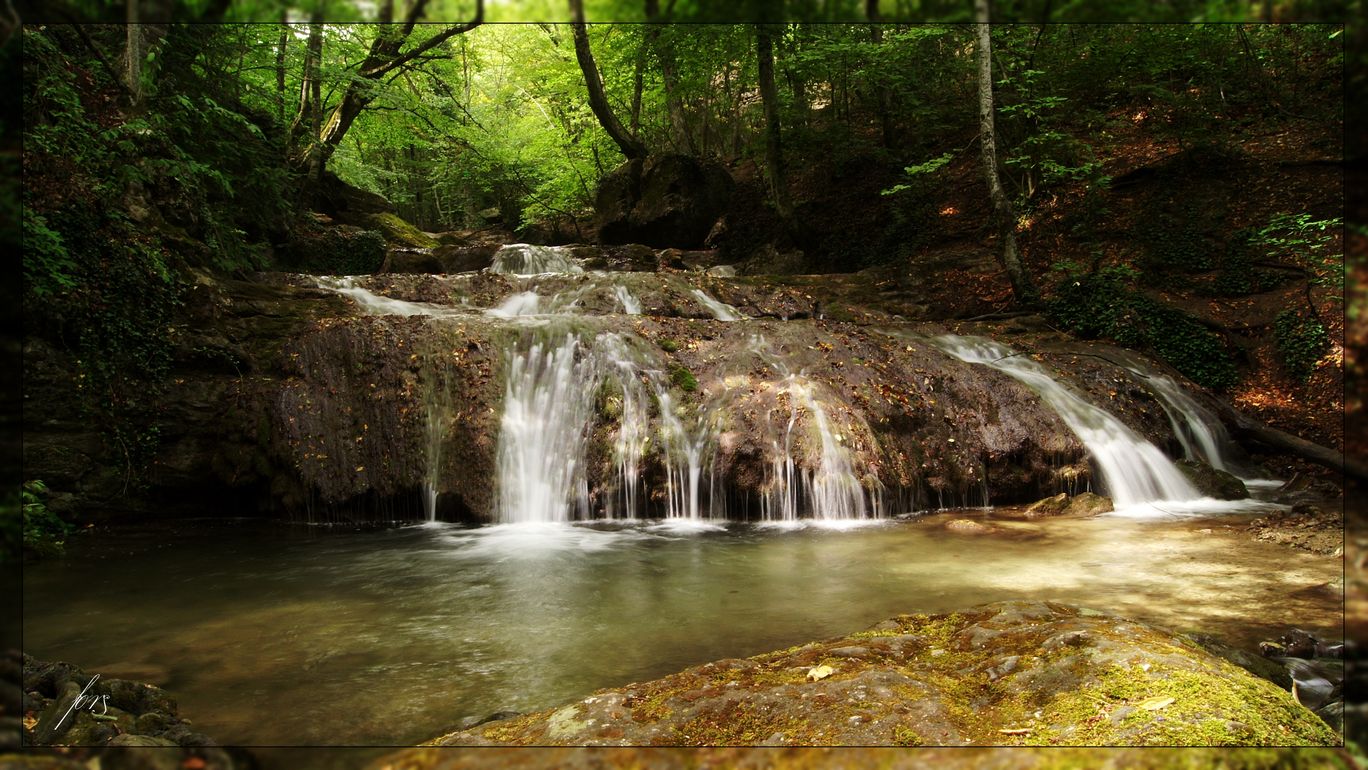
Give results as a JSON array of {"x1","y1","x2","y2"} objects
[{"x1": 1273, "y1": 310, "x2": 1329, "y2": 382}]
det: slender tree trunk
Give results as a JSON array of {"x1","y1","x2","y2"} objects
[
  {"x1": 275, "y1": 16, "x2": 288, "y2": 123},
  {"x1": 975, "y1": 0, "x2": 1037, "y2": 304},
  {"x1": 571, "y1": 0, "x2": 647, "y2": 161},
  {"x1": 305, "y1": 1, "x2": 483, "y2": 179},
  {"x1": 645, "y1": 0, "x2": 692, "y2": 154},
  {"x1": 866, "y1": 0, "x2": 893, "y2": 147},
  {"x1": 630, "y1": 40, "x2": 645, "y2": 134},
  {"x1": 756, "y1": 23, "x2": 791, "y2": 219},
  {"x1": 125, "y1": 0, "x2": 142, "y2": 105}
]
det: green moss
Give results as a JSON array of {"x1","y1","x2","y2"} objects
[
  {"x1": 478, "y1": 712, "x2": 544, "y2": 744},
  {"x1": 1029, "y1": 661, "x2": 1340, "y2": 746},
  {"x1": 669, "y1": 363, "x2": 698, "y2": 392},
  {"x1": 669, "y1": 699, "x2": 809, "y2": 746},
  {"x1": 891, "y1": 724, "x2": 925, "y2": 746},
  {"x1": 362, "y1": 211, "x2": 439, "y2": 249},
  {"x1": 658, "y1": 338, "x2": 679, "y2": 353}
]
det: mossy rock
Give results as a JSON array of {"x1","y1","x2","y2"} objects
[
  {"x1": 1176, "y1": 460, "x2": 1248, "y2": 501},
  {"x1": 421, "y1": 601, "x2": 1337, "y2": 747},
  {"x1": 361, "y1": 212, "x2": 440, "y2": 249}
]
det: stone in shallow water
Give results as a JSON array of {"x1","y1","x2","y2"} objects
[{"x1": 419, "y1": 601, "x2": 1338, "y2": 748}]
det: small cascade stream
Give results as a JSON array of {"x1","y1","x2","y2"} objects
[
  {"x1": 315, "y1": 258, "x2": 1278, "y2": 525},
  {"x1": 495, "y1": 334, "x2": 599, "y2": 523},
  {"x1": 934, "y1": 335, "x2": 1201, "y2": 511}
]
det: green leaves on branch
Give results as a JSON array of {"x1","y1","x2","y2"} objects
[{"x1": 19, "y1": 480, "x2": 71, "y2": 560}]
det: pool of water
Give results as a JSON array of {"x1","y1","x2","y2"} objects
[{"x1": 22, "y1": 511, "x2": 1341, "y2": 746}]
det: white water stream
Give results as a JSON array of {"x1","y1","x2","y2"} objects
[{"x1": 934, "y1": 335, "x2": 1202, "y2": 512}]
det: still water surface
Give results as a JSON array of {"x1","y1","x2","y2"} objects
[{"x1": 23, "y1": 513, "x2": 1340, "y2": 745}]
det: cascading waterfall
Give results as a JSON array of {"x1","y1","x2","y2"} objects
[
  {"x1": 1123, "y1": 366, "x2": 1236, "y2": 473},
  {"x1": 934, "y1": 335, "x2": 1200, "y2": 509},
  {"x1": 750, "y1": 337, "x2": 882, "y2": 522},
  {"x1": 598, "y1": 334, "x2": 652, "y2": 519},
  {"x1": 494, "y1": 334, "x2": 601, "y2": 523},
  {"x1": 487, "y1": 291, "x2": 543, "y2": 318},
  {"x1": 653, "y1": 387, "x2": 714, "y2": 521},
  {"x1": 691, "y1": 289, "x2": 744, "y2": 321},
  {"x1": 490, "y1": 244, "x2": 583, "y2": 276},
  {"x1": 317, "y1": 276, "x2": 455, "y2": 317},
  {"x1": 614, "y1": 285, "x2": 642, "y2": 315},
  {"x1": 421, "y1": 379, "x2": 452, "y2": 522}
]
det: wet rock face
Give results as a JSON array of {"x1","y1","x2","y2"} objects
[
  {"x1": 426, "y1": 601, "x2": 1338, "y2": 747},
  {"x1": 596, "y1": 155, "x2": 735, "y2": 249}
]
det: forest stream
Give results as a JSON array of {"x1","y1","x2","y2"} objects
[{"x1": 23, "y1": 508, "x2": 1340, "y2": 746}]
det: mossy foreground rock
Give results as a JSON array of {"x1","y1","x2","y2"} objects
[
  {"x1": 428, "y1": 601, "x2": 1336, "y2": 747},
  {"x1": 370, "y1": 747, "x2": 1349, "y2": 770}
]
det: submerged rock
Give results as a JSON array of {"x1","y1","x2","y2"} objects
[
  {"x1": 1023, "y1": 493, "x2": 1069, "y2": 517},
  {"x1": 1176, "y1": 459, "x2": 1248, "y2": 500},
  {"x1": 1063, "y1": 492, "x2": 1114, "y2": 517},
  {"x1": 425, "y1": 601, "x2": 1337, "y2": 747}
]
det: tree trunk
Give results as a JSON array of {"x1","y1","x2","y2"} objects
[
  {"x1": 571, "y1": 0, "x2": 648, "y2": 161},
  {"x1": 303, "y1": 1, "x2": 483, "y2": 179},
  {"x1": 975, "y1": 0, "x2": 1037, "y2": 305},
  {"x1": 645, "y1": 0, "x2": 692, "y2": 154},
  {"x1": 1212, "y1": 401, "x2": 1368, "y2": 483},
  {"x1": 866, "y1": 0, "x2": 893, "y2": 147},
  {"x1": 756, "y1": 23, "x2": 791, "y2": 219},
  {"x1": 125, "y1": 0, "x2": 142, "y2": 104},
  {"x1": 630, "y1": 40, "x2": 645, "y2": 135},
  {"x1": 275, "y1": 16, "x2": 288, "y2": 123}
]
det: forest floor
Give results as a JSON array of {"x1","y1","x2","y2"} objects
[{"x1": 777, "y1": 112, "x2": 1348, "y2": 469}]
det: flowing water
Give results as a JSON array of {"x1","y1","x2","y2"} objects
[
  {"x1": 489, "y1": 244, "x2": 583, "y2": 275},
  {"x1": 23, "y1": 515, "x2": 1340, "y2": 746},
  {"x1": 691, "y1": 288, "x2": 744, "y2": 321},
  {"x1": 932, "y1": 335, "x2": 1278, "y2": 518}
]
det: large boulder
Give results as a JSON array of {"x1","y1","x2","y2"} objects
[
  {"x1": 596, "y1": 155, "x2": 735, "y2": 249},
  {"x1": 423, "y1": 601, "x2": 1338, "y2": 747}
]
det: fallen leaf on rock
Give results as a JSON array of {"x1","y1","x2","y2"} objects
[{"x1": 806, "y1": 665, "x2": 834, "y2": 682}]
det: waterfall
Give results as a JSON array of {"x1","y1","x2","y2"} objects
[
  {"x1": 691, "y1": 289, "x2": 744, "y2": 321},
  {"x1": 317, "y1": 276, "x2": 454, "y2": 317},
  {"x1": 653, "y1": 387, "x2": 714, "y2": 521},
  {"x1": 1122, "y1": 366, "x2": 1235, "y2": 473},
  {"x1": 598, "y1": 334, "x2": 652, "y2": 519},
  {"x1": 421, "y1": 379, "x2": 452, "y2": 522},
  {"x1": 494, "y1": 334, "x2": 601, "y2": 523},
  {"x1": 487, "y1": 291, "x2": 543, "y2": 318},
  {"x1": 490, "y1": 244, "x2": 583, "y2": 276},
  {"x1": 934, "y1": 335, "x2": 1200, "y2": 509},
  {"x1": 614, "y1": 285, "x2": 642, "y2": 315},
  {"x1": 318, "y1": 276, "x2": 456, "y2": 521},
  {"x1": 750, "y1": 337, "x2": 882, "y2": 522},
  {"x1": 759, "y1": 376, "x2": 879, "y2": 522}
]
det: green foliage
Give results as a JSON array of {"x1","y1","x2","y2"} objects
[
  {"x1": 658, "y1": 338, "x2": 680, "y2": 353},
  {"x1": 669, "y1": 362, "x2": 699, "y2": 392},
  {"x1": 1251, "y1": 212, "x2": 1343, "y2": 290},
  {"x1": 20, "y1": 481, "x2": 71, "y2": 559},
  {"x1": 881, "y1": 153, "x2": 953, "y2": 197},
  {"x1": 23, "y1": 209, "x2": 78, "y2": 298},
  {"x1": 288, "y1": 226, "x2": 387, "y2": 275},
  {"x1": 1048, "y1": 263, "x2": 1237, "y2": 390},
  {"x1": 1273, "y1": 309, "x2": 1329, "y2": 382}
]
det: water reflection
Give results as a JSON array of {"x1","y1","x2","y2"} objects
[{"x1": 23, "y1": 514, "x2": 1340, "y2": 746}]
